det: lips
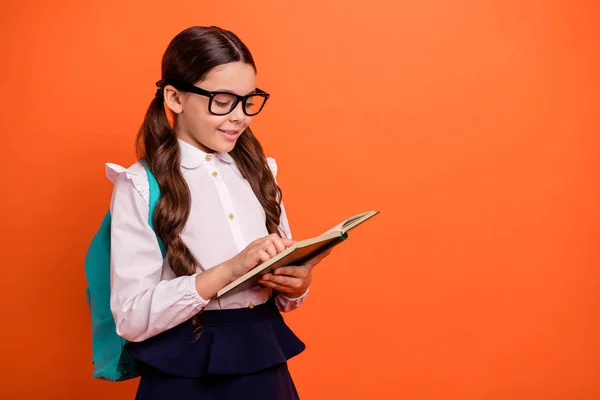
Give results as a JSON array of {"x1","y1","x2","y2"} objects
[
  {"x1": 218, "y1": 129, "x2": 239, "y2": 135},
  {"x1": 218, "y1": 129, "x2": 241, "y2": 141}
]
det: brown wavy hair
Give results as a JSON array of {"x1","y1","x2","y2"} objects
[{"x1": 135, "y1": 26, "x2": 283, "y2": 313}]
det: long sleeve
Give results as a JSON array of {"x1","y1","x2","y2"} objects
[
  {"x1": 109, "y1": 164, "x2": 208, "y2": 342},
  {"x1": 266, "y1": 158, "x2": 310, "y2": 312},
  {"x1": 275, "y1": 287, "x2": 310, "y2": 312}
]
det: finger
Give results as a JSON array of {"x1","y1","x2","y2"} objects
[
  {"x1": 260, "y1": 274, "x2": 303, "y2": 289},
  {"x1": 259, "y1": 276, "x2": 303, "y2": 291},
  {"x1": 269, "y1": 235, "x2": 287, "y2": 253},
  {"x1": 281, "y1": 238, "x2": 296, "y2": 247},
  {"x1": 258, "y1": 279, "x2": 287, "y2": 292},
  {"x1": 257, "y1": 250, "x2": 271, "y2": 264},
  {"x1": 264, "y1": 242, "x2": 278, "y2": 258},
  {"x1": 273, "y1": 266, "x2": 308, "y2": 278}
]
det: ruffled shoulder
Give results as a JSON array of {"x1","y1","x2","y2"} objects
[
  {"x1": 266, "y1": 157, "x2": 278, "y2": 178},
  {"x1": 105, "y1": 161, "x2": 150, "y2": 205}
]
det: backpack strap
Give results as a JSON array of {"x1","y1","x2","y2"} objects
[{"x1": 142, "y1": 164, "x2": 167, "y2": 258}]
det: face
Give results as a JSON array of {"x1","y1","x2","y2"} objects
[{"x1": 164, "y1": 61, "x2": 257, "y2": 153}]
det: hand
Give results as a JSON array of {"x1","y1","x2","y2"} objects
[
  {"x1": 259, "y1": 248, "x2": 333, "y2": 298},
  {"x1": 226, "y1": 234, "x2": 295, "y2": 281}
]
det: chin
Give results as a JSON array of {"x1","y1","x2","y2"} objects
[
  {"x1": 213, "y1": 140, "x2": 238, "y2": 153},
  {"x1": 213, "y1": 131, "x2": 243, "y2": 153}
]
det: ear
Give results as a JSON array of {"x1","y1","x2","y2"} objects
[{"x1": 163, "y1": 85, "x2": 184, "y2": 114}]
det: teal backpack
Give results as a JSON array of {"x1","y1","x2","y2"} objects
[{"x1": 84, "y1": 164, "x2": 166, "y2": 381}]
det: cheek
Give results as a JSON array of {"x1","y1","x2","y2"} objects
[
  {"x1": 190, "y1": 107, "x2": 226, "y2": 130},
  {"x1": 210, "y1": 116, "x2": 231, "y2": 129},
  {"x1": 187, "y1": 99, "x2": 220, "y2": 128}
]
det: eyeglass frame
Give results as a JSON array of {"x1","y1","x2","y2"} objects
[{"x1": 160, "y1": 78, "x2": 270, "y2": 116}]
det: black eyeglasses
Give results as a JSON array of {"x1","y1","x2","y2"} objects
[{"x1": 163, "y1": 78, "x2": 270, "y2": 116}]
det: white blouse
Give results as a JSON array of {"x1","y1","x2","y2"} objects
[{"x1": 108, "y1": 139, "x2": 308, "y2": 342}]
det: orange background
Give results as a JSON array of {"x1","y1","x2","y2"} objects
[{"x1": 1, "y1": 0, "x2": 599, "y2": 399}]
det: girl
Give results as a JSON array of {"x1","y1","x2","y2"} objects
[{"x1": 107, "y1": 26, "x2": 331, "y2": 399}]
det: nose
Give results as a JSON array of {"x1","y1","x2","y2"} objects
[{"x1": 228, "y1": 100, "x2": 246, "y2": 122}]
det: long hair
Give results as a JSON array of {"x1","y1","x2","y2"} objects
[{"x1": 135, "y1": 26, "x2": 282, "y2": 327}]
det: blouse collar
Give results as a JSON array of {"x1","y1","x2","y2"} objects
[{"x1": 178, "y1": 138, "x2": 234, "y2": 169}]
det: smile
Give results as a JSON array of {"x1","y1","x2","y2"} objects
[{"x1": 218, "y1": 129, "x2": 241, "y2": 141}]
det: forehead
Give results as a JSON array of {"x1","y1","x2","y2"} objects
[{"x1": 197, "y1": 62, "x2": 256, "y2": 95}]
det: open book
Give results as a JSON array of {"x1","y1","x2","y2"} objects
[{"x1": 216, "y1": 210, "x2": 380, "y2": 298}]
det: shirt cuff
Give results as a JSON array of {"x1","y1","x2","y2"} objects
[
  {"x1": 275, "y1": 287, "x2": 310, "y2": 312},
  {"x1": 185, "y1": 273, "x2": 210, "y2": 306},
  {"x1": 280, "y1": 286, "x2": 310, "y2": 301}
]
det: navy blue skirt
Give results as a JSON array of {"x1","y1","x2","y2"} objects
[{"x1": 125, "y1": 299, "x2": 305, "y2": 399}]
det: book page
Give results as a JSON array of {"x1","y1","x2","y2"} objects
[
  {"x1": 322, "y1": 212, "x2": 369, "y2": 235},
  {"x1": 323, "y1": 211, "x2": 374, "y2": 234},
  {"x1": 342, "y1": 213, "x2": 369, "y2": 229}
]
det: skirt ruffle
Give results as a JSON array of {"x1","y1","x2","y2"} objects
[{"x1": 125, "y1": 298, "x2": 306, "y2": 378}]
